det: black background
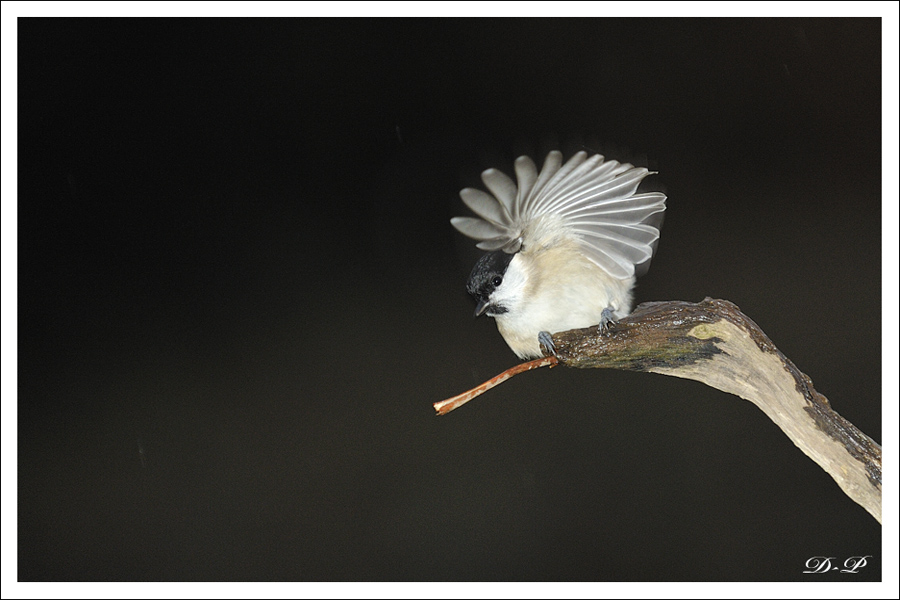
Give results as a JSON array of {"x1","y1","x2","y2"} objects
[{"x1": 17, "y1": 18, "x2": 882, "y2": 581}]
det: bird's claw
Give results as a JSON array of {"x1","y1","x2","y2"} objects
[
  {"x1": 538, "y1": 331, "x2": 557, "y2": 357},
  {"x1": 598, "y1": 307, "x2": 616, "y2": 335}
]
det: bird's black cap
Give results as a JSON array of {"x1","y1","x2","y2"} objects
[{"x1": 466, "y1": 250, "x2": 515, "y2": 316}]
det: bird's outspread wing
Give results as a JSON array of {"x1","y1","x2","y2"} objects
[{"x1": 451, "y1": 151, "x2": 667, "y2": 280}]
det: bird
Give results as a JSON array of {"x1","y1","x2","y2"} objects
[{"x1": 451, "y1": 150, "x2": 666, "y2": 360}]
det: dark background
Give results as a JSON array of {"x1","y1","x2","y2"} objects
[{"x1": 17, "y1": 18, "x2": 882, "y2": 581}]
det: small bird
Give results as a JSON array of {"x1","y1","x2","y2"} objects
[{"x1": 451, "y1": 150, "x2": 666, "y2": 359}]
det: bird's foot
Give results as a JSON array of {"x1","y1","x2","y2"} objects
[
  {"x1": 538, "y1": 331, "x2": 557, "y2": 357},
  {"x1": 598, "y1": 307, "x2": 617, "y2": 335}
]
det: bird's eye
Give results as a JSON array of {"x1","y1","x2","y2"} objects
[{"x1": 492, "y1": 276, "x2": 503, "y2": 287}]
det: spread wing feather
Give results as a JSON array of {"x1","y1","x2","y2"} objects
[{"x1": 451, "y1": 150, "x2": 666, "y2": 279}]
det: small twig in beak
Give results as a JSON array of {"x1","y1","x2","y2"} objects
[{"x1": 434, "y1": 355, "x2": 559, "y2": 415}]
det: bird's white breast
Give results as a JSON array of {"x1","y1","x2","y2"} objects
[{"x1": 494, "y1": 237, "x2": 633, "y2": 359}]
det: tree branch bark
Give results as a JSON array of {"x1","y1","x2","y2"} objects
[{"x1": 435, "y1": 297, "x2": 882, "y2": 523}]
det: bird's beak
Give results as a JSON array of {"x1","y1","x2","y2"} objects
[{"x1": 474, "y1": 299, "x2": 489, "y2": 317}]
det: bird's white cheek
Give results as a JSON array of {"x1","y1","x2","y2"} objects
[{"x1": 489, "y1": 256, "x2": 529, "y2": 314}]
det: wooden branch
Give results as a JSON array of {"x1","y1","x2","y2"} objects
[
  {"x1": 435, "y1": 298, "x2": 882, "y2": 523},
  {"x1": 434, "y1": 356, "x2": 559, "y2": 415}
]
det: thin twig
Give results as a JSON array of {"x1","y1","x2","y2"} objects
[{"x1": 434, "y1": 355, "x2": 559, "y2": 415}]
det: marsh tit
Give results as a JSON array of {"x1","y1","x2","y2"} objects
[{"x1": 451, "y1": 150, "x2": 666, "y2": 360}]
